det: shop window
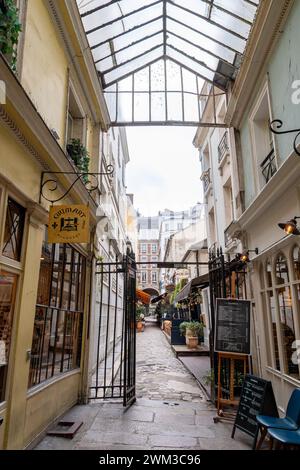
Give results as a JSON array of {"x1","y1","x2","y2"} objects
[
  {"x1": 277, "y1": 286, "x2": 297, "y2": 377},
  {"x1": 266, "y1": 291, "x2": 280, "y2": 371},
  {"x1": 2, "y1": 198, "x2": 25, "y2": 261},
  {"x1": 0, "y1": 271, "x2": 18, "y2": 402},
  {"x1": 293, "y1": 245, "x2": 300, "y2": 280},
  {"x1": 28, "y1": 242, "x2": 86, "y2": 388}
]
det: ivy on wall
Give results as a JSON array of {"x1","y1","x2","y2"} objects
[{"x1": 0, "y1": 0, "x2": 22, "y2": 71}]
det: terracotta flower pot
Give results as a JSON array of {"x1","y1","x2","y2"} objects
[
  {"x1": 136, "y1": 321, "x2": 143, "y2": 332},
  {"x1": 187, "y1": 336, "x2": 198, "y2": 349}
]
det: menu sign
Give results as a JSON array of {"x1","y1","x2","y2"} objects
[
  {"x1": 232, "y1": 374, "x2": 278, "y2": 449},
  {"x1": 214, "y1": 298, "x2": 251, "y2": 354}
]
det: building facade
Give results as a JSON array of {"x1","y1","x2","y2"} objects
[
  {"x1": 0, "y1": 0, "x2": 130, "y2": 449},
  {"x1": 194, "y1": 0, "x2": 300, "y2": 411},
  {"x1": 137, "y1": 216, "x2": 160, "y2": 296}
]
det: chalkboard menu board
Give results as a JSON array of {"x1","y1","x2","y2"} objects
[
  {"x1": 214, "y1": 298, "x2": 250, "y2": 354},
  {"x1": 232, "y1": 374, "x2": 278, "y2": 449}
]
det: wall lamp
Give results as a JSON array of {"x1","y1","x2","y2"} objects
[
  {"x1": 278, "y1": 217, "x2": 300, "y2": 235},
  {"x1": 239, "y1": 248, "x2": 259, "y2": 263}
]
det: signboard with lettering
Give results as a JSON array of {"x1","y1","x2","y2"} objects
[
  {"x1": 214, "y1": 298, "x2": 251, "y2": 355},
  {"x1": 232, "y1": 374, "x2": 278, "y2": 449},
  {"x1": 48, "y1": 205, "x2": 90, "y2": 244}
]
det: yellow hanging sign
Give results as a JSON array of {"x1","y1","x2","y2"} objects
[{"x1": 48, "y1": 205, "x2": 90, "y2": 244}]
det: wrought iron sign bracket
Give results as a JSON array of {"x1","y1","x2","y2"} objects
[
  {"x1": 39, "y1": 166, "x2": 114, "y2": 204},
  {"x1": 270, "y1": 119, "x2": 300, "y2": 156}
]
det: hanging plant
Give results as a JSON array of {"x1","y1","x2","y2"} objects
[
  {"x1": 67, "y1": 138, "x2": 90, "y2": 183},
  {"x1": 0, "y1": 0, "x2": 22, "y2": 72}
]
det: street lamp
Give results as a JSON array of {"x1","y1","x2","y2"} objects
[
  {"x1": 278, "y1": 217, "x2": 300, "y2": 235},
  {"x1": 239, "y1": 248, "x2": 259, "y2": 263}
]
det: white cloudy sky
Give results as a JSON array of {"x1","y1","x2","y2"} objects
[{"x1": 126, "y1": 126, "x2": 203, "y2": 216}]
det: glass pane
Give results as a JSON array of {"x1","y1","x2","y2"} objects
[
  {"x1": 167, "y1": 17, "x2": 235, "y2": 64},
  {"x1": 277, "y1": 286, "x2": 298, "y2": 378},
  {"x1": 266, "y1": 291, "x2": 280, "y2": 371},
  {"x1": 151, "y1": 60, "x2": 165, "y2": 91},
  {"x1": 37, "y1": 242, "x2": 53, "y2": 305},
  {"x1": 293, "y1": 245, "x2": 300, "y2": 280},
  {"x1": 215, "y1": 0, "x2": 257, "y2": 23},
  {"x1": 275, "y1": 254, "x2": 289, "y2": 285},
  {"x1": 211, "y1": 6, "x2": 251, "y2": 39},
  {"x1": 2, "y1": 198, "x2": 25, "y2": 261},
  {"x1": 151, "y1": 91, "x2": 165, "y2": 121},
  {"x1": 266, "y1": 259, "x2": 272, "y2": 288},
  {"x1": 103, "y1": 47, "x2": 163, "y2": 85},
  {"x1": 134, "y1": 92, "x2": 149, "y2": 121},
  {"x1": 0, "y1": 271, "x2": 18, "y2": 401},
  {"x1": 167, "y1": 46, "x2": 214, "y2": 82},
  {"x1": 184, "y1": 92, "x2": 199, "y2": 122},
  {"x1": 167, "y1": 92, "x2": 182, "y2": 121}
]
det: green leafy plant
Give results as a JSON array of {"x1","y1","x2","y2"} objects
[
  {"x1": 136, "y1": 305, "x2": 145, "y2": 321},
  {"x1": 179, "y1": 321, "x2": 204, "y2": 337},
  {"x1": 0, "y1": 0, "x2": 22, "y2": 72},
  {"x1": 202, "y1": 369, "x2": 214, "y2": 386},
  {"x1": 66, "y1": 138, "x2": 90, "y2": 183}
]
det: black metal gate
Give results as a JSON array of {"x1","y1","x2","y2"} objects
[{"x1": 89, "y1": 253, "x2": 136, "y2": 407}]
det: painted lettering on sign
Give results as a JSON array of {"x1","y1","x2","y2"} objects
[{"x1": 48, "y1": 205, "x2": 90, "y2": 243}]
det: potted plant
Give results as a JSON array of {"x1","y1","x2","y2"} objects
[
  {"x1": 179, "y1": 321, "x2": 204, "y2": 349},
  {"x1": 66, "y1": 138, "x2": 90, "y2": 182},
  {"x1": 0, "y1": 0, "x2": 22, "y2": 72},
  {"x1": 136, "y1": 305, "x2": 145, "y2": 332}
]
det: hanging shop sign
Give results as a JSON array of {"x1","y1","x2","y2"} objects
[{"x1": 48, "y1": 204, "x2": 90, "y2": 243}]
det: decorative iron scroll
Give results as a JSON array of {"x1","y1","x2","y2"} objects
[
  {"x1": 39, "y1": 166, "x2": 114, "y2": 203},
  {"x1": 270, "y1": 119, "x2": 300, "y2": 156}
]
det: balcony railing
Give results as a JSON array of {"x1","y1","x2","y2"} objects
[
  {"x1": 200, "y1": 168, "x2": 211, "y2": 193},
  {"x1": 260, "y1": 148, "x2": 277, "y2": 184},
  {"x1": 218, "y1": 132, "x2": 229, "y2": 163}
]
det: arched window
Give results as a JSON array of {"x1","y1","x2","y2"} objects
[
  {"x1": 293, "y1": 245, "x2": 300, "y2": 280},
  {"x1": 275, "y1": 254, "x2": 289, "y2": 285}
]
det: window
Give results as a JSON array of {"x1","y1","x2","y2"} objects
[
  {"x1": 141, "y1": 272, "x2": 146, "y2": 283},
  {"x1": 261, "y1": 253, "x2": 300, "y2": 380},
  {"x1": 141, "y1": 255, "x2": 147, "y2": 269},
  {"x1": 177, "y1": 223, "x2": 183, "y2": 230},
  {"x1": 152, "y1": 272, "x2": 157, "y2": 283},
  {"x1": 250, "y1": 87, "x2": 277, "y2": 189},
  {"x1": 0, "y1": 271, "x2": 18, "y2": 402},
  {"x1": 165, "y1": 224, "x2": 169, "y2": 232},
  {"x1": 28, "y1": 241, "x2": 86, "y2": 388},
  {"x1": 2, "y1": 198, "x2": 25, "y2": 261},
  {"x1": 141, "y1": 244, "x2": 146, "y2": 253},
  {"x1": 152, "y1": 256, "x2": 158, "y2": 268},
  {"x1": 152, "y1": 244, "x2": 157, "y2": 253},
  {"x1": 66, "y1": 84, "x2": 86, "y2": 146}
]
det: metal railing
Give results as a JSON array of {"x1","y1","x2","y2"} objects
[
  {"x1": 218, "y1": 132, "x2": 229, "y2": 163},
  {"x1": 260, "y1": 148, "x2": 277, "y2": 184},
  {"x1": 200, "y1": 168, "x2": 211, "y2": 193}
]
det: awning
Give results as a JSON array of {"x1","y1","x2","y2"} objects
[
  {"x1": 151, "y1": 292, "x2": 168, "y2": 304},
  {"x1": 174, "y1": 272, "x2": 209, "y2": 303},
  {"x1": 136, "y1": 289, "x2": 151, "y2": 305}
]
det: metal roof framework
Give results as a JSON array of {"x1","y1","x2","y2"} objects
[{"x1": 78, "y1": 0, "x2": 259, "y2": 126}]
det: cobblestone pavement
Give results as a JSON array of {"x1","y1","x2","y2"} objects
[
  {"x1": 136, "y1": 323, "x2": 204, "y2": 402},
  {"x1": 34, "y1": 323, "x2": 252, "y2": 450}
]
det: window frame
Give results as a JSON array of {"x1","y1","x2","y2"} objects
[{"x1": 260, "y1": 248, "x2": 300, "y2": 383}]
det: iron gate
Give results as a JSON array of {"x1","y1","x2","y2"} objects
[{"x1": 89, "y1": 254, "x2": 136, "y2": 407}]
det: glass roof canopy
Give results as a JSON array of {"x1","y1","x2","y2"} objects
[{"x1": 77, "y1": 0, "x2": 260, "y2": 126}]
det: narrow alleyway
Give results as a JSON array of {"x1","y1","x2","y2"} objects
[{"x1": 34, "y1": 324, "x2": 252, "y2": 450}]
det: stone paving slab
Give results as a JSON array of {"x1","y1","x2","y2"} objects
[{"x1": 35, "y1": 326, "x2": 252, "y2": 451}]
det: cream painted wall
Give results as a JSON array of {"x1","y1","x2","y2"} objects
[
  {"x1": 24, "y1": 372, "x2": 80, "y2": 447},
  {"x1": 21, "y1": 0, "x2": 68, "y2": 148},
  {"x1": 0, "y1": 407, "x2": 7, "y2": 450},
  {"x1": 0, "y1": 125, "x2": 41, "y2": 201}
]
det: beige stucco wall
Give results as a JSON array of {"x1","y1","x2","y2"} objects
[
  {"x1": 21, "y1": 0, "x2": 68, "y2": 148},
  {"x1": 24, "y1": 371, "x2": 80, "y2": 447}
]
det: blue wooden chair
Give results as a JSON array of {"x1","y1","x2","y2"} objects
[
  {"x1": 256, "y1": 388, "x2": 300, "y2": 449},
  {"x1": 268, "y1": 428, "x2": 300, "y2": 449}
]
